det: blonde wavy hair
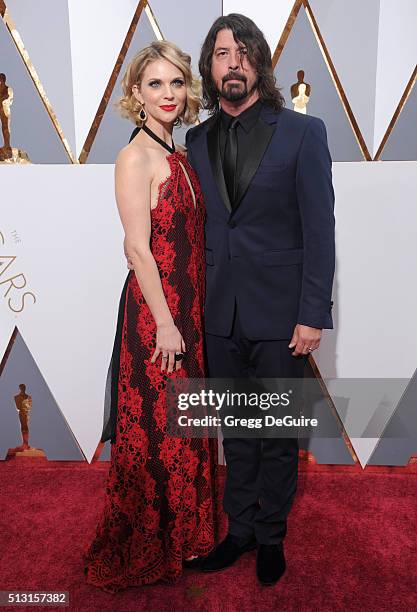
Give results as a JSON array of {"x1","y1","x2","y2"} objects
[{"x1": 115, "y1": 41, "x2": 201, "y2": 127}]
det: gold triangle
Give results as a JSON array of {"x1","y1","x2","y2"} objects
[
  {"x1": 1, "y1": 1, "x2": 77, "y2": 163},
  {"x1": 79, "y1": 0, "x2": 148, "y2": 163},
  {"x1": 145, "y1": 2, "x2": 164, "y2": 40},
  {"x1": 0, "y1": 326, "x2": 18, "y2": 378},
  {"x1": 374, "y1": 65, "x2": 417, "y2": 160},
  {"x1": 272, "y1": 0, "x2": 370, "y2": 160},
  {"x1": 308, "y1": 356, "x2": 360, "y2": 465},
  {"x1": 271, "y1": 0, "x2": 304, "y2": 66},
  {"x1": 303, "y1": 0, "x2": 370, "y2": 160}
]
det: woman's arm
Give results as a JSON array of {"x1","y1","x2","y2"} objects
[{"x1": 115, "y1": 146, "x2": 185, "y2": 372}]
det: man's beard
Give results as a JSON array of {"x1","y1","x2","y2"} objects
[{"x1": 219, "y1": 73, "x2": 257, "y2": 102}]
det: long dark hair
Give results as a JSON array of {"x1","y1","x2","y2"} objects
[{"x1": 199, "y1": 13, "x2": 285, "y2": 114}]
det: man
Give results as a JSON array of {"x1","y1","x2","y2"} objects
[{"x1": 185, "y1": 14, "x2": 335, "y2": 586}]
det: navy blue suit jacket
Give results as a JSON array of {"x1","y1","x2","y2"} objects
[{"x1": 185, "y1": 105, "x2": 335, "y2": 340}]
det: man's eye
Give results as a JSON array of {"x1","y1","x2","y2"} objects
[
  {"x1": 217, "y1": 51, "x2": 227, "y2": 57},
  {"x1": 239, "y1": 48, "x2": 248, "y2": 55}
]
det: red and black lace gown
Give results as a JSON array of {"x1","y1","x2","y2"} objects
[{"x1": 83, "y1": 150, "x2": 225, "y2": 593}]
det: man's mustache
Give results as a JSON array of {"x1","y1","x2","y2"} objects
[{"x1": 222, "y1": 73, "x2": 247, "y2": 84}]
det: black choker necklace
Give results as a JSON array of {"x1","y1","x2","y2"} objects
[{"x1": 141, "y1": 124, "x2": 175, "y2": 154}]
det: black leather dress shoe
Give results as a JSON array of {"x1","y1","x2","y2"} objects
[
  {"x1": 256, "y1": 544, "x2": 286, "y2": 586},
  {"x1": 201, "y1": 534, "x2": 257, "y2": 572}
]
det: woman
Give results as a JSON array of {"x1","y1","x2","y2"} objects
[{"x1": 83, "y1": 41, "x2": 225, "y2": 593}]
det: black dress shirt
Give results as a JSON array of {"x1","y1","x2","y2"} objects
[{"x1": 219, "y1": 98, "x2": 264, "y2": 182}]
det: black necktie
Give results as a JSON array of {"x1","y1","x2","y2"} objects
[{"x1": 223, "y1": 117, "x2": 239, "y2": 207}]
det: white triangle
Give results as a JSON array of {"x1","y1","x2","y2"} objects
[
  {"x1": 349, "y1": 438, "x2": 380, "y2": 468},
  {"x1": 1, "y1": 227, "x2": 25, "y2": 365},
  {"x1": 373, "y1": 0, "x2": 417, "y2": 157},
  {"x1": 0, "y1": 164, "x2": 127, "y2": 462},
  {"x1": 223, "y1": 0, "x2": 295, "y2": 54},
  {"x1": 324, "y1": 377, "x2": 409, "y2": 468}
]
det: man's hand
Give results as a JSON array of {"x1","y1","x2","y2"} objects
[{"x1": 289, "y1": 324, "x2": 322, "y2": 356}]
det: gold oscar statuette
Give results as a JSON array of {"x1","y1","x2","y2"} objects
[
  {"x1": 0, "y1": 73, "x2": 30, "y2": 164},
  {"x1": 6, "y1": 383, "x2": 46, "y2": 459},
  {"x1": 291, "y1": 70, "x2": 311, "y2": 114}
]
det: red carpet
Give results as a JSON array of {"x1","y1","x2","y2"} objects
[{"x1": 1, "y1": 460, "x2": 416, "y2": 611}]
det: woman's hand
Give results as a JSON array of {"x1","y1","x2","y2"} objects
[{"x1": 151, "y1": 323, "x2": 186, "y2": 373}]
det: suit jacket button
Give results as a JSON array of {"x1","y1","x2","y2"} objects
[{"x1": 228, "y1": 220, "x2": 237, "y2": 228}]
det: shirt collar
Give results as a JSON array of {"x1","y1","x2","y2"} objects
[{"x1": 220, "y1": 98, "x2": 264, "y2": 133}]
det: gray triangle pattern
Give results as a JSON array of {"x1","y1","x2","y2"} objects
[
  {"x1": 0, "y1": 17, "x2": 69, "y2": 163},
  {"x1": 274, "y1": 6, "x2": 363, "y2": 161},
  {"x1": 0, "y1": 330, "x2": 85, "y2": 460},
  {"x1": 87, "y1": 11, "x2": 157, "y2": 163},
  {"x1": 5, "y1": 0, "x2": 76, "y2": 155},
  {"x1": 380, "y1": 78, "x2": 417, "y2": 160},
  {"x1": 368, "y1": 369, "x2": 417, "y2": 465}
]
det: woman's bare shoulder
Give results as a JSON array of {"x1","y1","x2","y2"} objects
[
  {"x1": 115, "y1": 144, "x2": 154, "y2": 186},
  {"x1": 116, "y1": 142, "x2": 150, "y2": 168}
]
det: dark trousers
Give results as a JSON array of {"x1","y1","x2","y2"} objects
[{"x1": 205, "y1": 304, "x2": 307, "y2": 545}]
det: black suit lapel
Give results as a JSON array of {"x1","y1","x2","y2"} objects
[
  {"x1": 232, "y1": 116, "x2": 276, "y2": 215},
  {"x1": 206, "y1": 115, "x2": 232, "y2": 213},
  {"x1": 206, "y1": 107, "x2": 280, "y2": 216}
]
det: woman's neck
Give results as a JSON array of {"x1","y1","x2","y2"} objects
[{"x1": 142, "y1": 117, "x2": 174, "y2": 147}]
